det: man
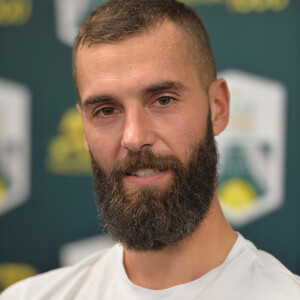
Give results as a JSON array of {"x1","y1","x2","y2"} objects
[{"x1": 1, "y1": 0, "x2": 299, "y2": 299}]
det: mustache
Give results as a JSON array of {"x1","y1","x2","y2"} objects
[{"x1": 110, "y1": 150, "x2": 185, "y2": 177}]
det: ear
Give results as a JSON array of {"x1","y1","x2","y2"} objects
[
  {"x1": 76, "y1": 103, "x2": 90, "y2": 151},
  {"x1": 209, "y1": 78, "x2": 230, "y2": 136}
]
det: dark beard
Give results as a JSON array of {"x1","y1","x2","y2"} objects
[{"x1": 91, "y1": 114, "x2": 218, "y2": 252}]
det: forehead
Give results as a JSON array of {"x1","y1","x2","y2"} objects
[{"x1": 75, "y1": 21, "x2": 199, "y2": 101}]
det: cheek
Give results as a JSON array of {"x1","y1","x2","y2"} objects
[
  {"x1": 83, "y1": 124, "x2": 120, "y2": 168},
  {"x1": 162, "y1": 114, "x2": 207, "y2": 162}
]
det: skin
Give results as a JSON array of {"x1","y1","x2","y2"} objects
[{"x1": 75, "y1": 20, "x2": 236, "y2": 289}]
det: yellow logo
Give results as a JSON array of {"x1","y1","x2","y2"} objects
[
  {"x1": 0, "y1": 0, "x2": 32, "y2": 26},
  {"x1": 219, "y1": 178, "x2": 256, "y2": 214},
  {"x1": 179, "y1": 0, "x2": 290, "y2": 13},
  {"x1": 45, "y1": 108, "x2": 91, "y2": 175},
  {"x1": 0, "y1": 263, "x2": 38, "y2": 291},
  {"x1": 218, "y1": 145, "x2": 264, "y2": 217},
  {"x1": 0, "y1": 177, "x2": 8, "y2": 205}
]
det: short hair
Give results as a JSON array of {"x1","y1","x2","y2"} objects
[{"x1": 73, "y1": 0, "x2": 216, "y2": 105}]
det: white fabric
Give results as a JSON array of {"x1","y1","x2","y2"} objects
[{"x1": 1, "y1": 233, "x2": 300, "y2": 300}]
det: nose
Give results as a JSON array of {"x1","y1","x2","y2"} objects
[{"x1": 121, "y1": 106, "x2": 155, "y2": 152}]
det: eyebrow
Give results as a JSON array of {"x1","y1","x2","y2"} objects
[
  {"x1": 141, "y1": 81, "x2": 185, "y2": 96},
  {"x1": 83, "y1": 95, "x2": 116, "y2": 109},
  {"x1": 82, "y1": 80, "x2": 185, "y2": 109}
]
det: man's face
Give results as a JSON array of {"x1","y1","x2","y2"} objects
[
  {"x1": 75, "y1": 21, "x2": 225, "y2": 250},
  {"x1": 76, "y1": 21, "x2": 210, "y2": 181}
]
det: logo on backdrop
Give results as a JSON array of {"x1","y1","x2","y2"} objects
[
  {"x1": 54, "y1": 0, "x2": 290, "y2": 47},
  {"x1": 216, "y1": 69, "x2": 286, "y2": 226},
  {"x1": 180, "y1": 0, "x2": 290, "y2": 13},
  {"x1": 54, "y1": 0, "x2": 107, "y2": 47},
  {"x1": 0, "y1": 0, "x2": 32, "y2": 26},
  {"x1": 0, "y1": 263, "x2": 38, "y2": 292},
  {"x1": 0, "y1": 78, "x2": 31, "y2": 216},
  {"x1": 45, "y1": 107, "x2": 91, "y2": 175}
]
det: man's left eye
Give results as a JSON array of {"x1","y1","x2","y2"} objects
[{"x1": 156, "y1": 96, "x2": 172, "y2": 106}]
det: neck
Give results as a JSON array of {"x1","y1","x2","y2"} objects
[{"x1": 123, "y1": 194, "x2": 237, "y2": 290}]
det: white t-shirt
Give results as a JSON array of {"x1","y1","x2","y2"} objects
[{"x1": 1, "y1": 233, "x2": 300, "y2": 299}]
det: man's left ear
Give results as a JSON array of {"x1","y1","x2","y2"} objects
[{"x1": 209, "y1": 78, "x2": 230, "y2": 136}]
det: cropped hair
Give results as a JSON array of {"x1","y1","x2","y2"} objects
[{"x1": 73, "y1": 0, "x2": 216, "y2": 104}]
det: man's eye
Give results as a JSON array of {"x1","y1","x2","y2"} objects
[
  {"x1": 157, "y1": 96, "x2": 172, "y2": 106},
  {"x1": 99, "y1": 107, "x2": 115, "y2": 116}
]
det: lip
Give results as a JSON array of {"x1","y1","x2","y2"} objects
[{"x1": 124, "y1": 170, "x2": 170, "y2": 186}]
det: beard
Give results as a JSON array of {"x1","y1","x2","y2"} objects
[{"x1": 91, "y1": 114, "x2": 218, "y2": 252}]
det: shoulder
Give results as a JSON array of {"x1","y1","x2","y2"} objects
[
  {"x1": 254, "y1": 248, "x2": 300, "y2": 289},
  {"x1": 241, "y1": 234, "x2": 300, "y2": 282},
  {"x1": 0, "y1": 244, "x2": 121, "y2": 299},
  {"x1": 230, "y1": 233, "x2": 300, "y2": 299}
]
